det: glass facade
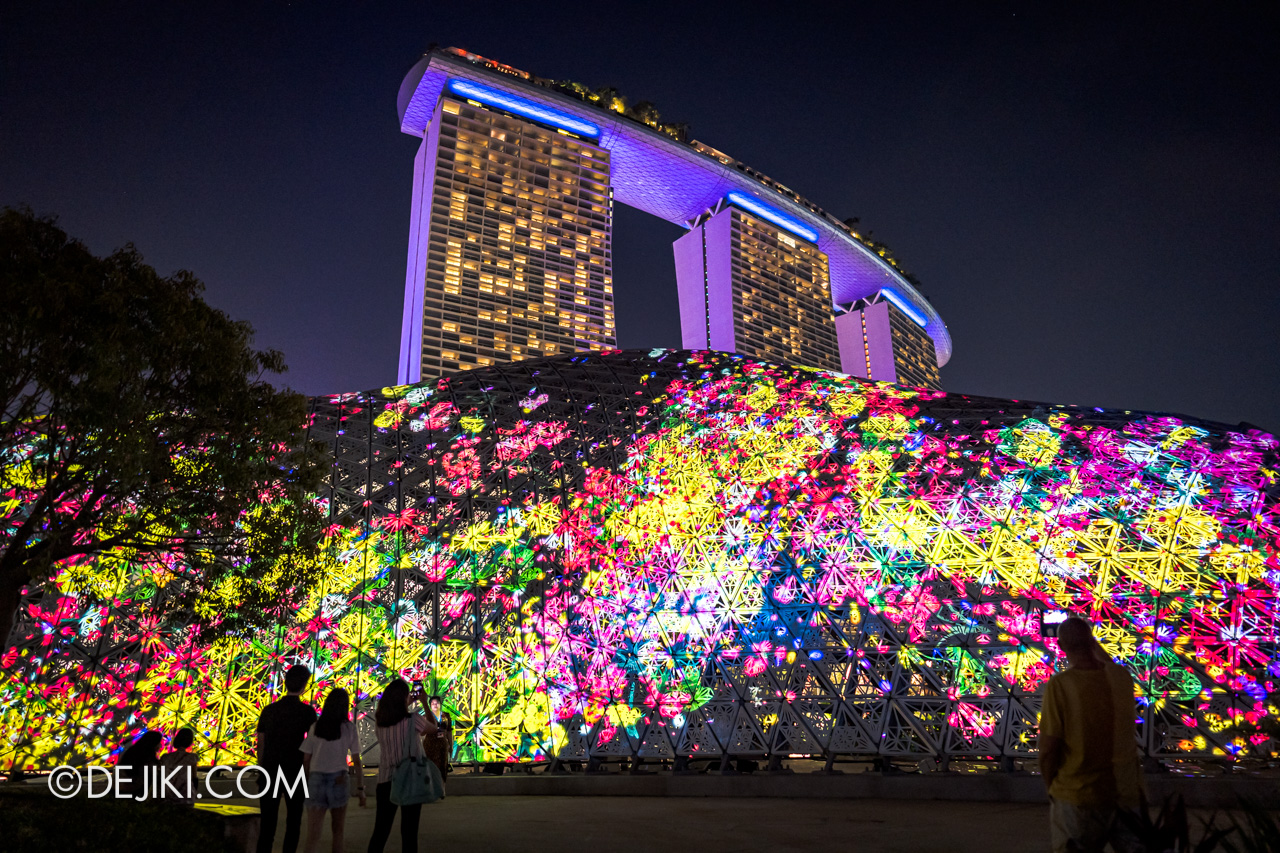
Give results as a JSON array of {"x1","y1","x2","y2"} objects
[{"x1": 415, "y1": 96, "x2": 615, "y2": 379}]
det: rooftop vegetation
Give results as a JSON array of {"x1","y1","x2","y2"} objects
[
  {"x1": 442, "y1": 46, "x2": 689, "y2": 141},
  {"x1": 441, "y1": 47, "x2": 924, "y2": 295}
]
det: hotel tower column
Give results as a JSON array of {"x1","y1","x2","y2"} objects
[{"x1": 399, "y1": 89, "x2": 615, "y2": 384}]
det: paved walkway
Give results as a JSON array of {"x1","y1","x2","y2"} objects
[
  {"x1": 238, "y1": 768, "x2": 1272, "y2": 852},
  {"x1": 280, "y1": 796, "x2": 1051, "y2": 853}
]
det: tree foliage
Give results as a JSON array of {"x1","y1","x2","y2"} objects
[{"x1": 0, "y1": 207, "x2": 330, "y2": 645}]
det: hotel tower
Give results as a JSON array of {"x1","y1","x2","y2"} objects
[
  {"x1": 673, "y1": 197, "x2": 841, "y2": 373},
  {"x1": 397, "y1": 48, "x2": 951, "y2": 389},
  {"x1": 399, "y1": 82, "x2": 615, "y2": 383}
]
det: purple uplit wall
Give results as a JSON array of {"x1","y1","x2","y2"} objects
[
  {"x1": 672, "y1": 208, "x2": 736, "y2": 353},
  {"x1": 836, "y1": 302, "x2": 897, "y2": 382},
  {"x1": 672, "y1": 226, "x2": 709, "y2": 350},
  {"x1": 397, "y1": 99, "x2": 444, "y2": 386}
]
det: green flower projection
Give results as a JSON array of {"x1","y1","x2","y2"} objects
[{"x1": 3, "y1": 350, "x2": 1277, "y2": 769}]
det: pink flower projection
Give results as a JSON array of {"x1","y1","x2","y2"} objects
[{"x1": 2, "y1": 350, "x2": 1277, "y2": 770}]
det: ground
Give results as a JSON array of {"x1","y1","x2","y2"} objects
[{"x1": 279, "y1": 795, "x2": 1051, "y2": 853}]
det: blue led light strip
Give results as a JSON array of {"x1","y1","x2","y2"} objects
[
  {"x1": 447, "y1": 79, "x2": 601, "y2": 140},
  {"x1": 724, "y1": 191, "x2": 820, "y2": 243},
  {"x1": 881, "y1": 288, "x2": 928, "y2": 328}
]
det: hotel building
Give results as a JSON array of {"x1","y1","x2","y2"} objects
[
  {"x1": 399, "y1": 86, "x2": 614, "y2": 383},
  {"x1": 397, "y1": 48, "x2": 951, "y2": 388},
  {"x1": 836, "y1": 293, "x2": 942, "y2": 389},
  {"x1": 673, "y1": 199, "x2": 840, "y2": 372}
]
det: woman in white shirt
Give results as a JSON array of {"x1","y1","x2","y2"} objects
[{"x1": 300, "y1": 688, "x2": 365, "y2": 853}]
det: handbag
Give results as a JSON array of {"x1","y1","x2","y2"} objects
[{"x1": 389, "y1": 717, "x2": 445, "y2": 806}]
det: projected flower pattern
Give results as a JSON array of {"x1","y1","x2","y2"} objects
[{"x1": 2, "y1": 350, "x2": 1277, "y2": 770}]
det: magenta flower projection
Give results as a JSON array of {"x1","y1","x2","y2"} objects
[{"x1": 2, "y1": 350, "x2": 1277, "y2": 769}]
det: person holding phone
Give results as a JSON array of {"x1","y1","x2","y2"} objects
[
  {"x1": 367, "y1": 679, "x2": 436, "y2": 853},
  {"x1": 422, "y1": 695, "x2": 453, "y2": 780}
]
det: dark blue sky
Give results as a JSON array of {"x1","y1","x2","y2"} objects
[{"x1": 4, "y1": 2, "x2": 1277, "y2": 429}]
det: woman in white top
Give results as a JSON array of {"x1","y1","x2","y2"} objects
[
  {"x1": 367, "y1": 679, "x2": 436, "y2": 853},
  {"x1": 300, "y1": 688, "x2": 365, "y2": 853}
]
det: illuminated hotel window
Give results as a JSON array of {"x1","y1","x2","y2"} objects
[
  {"x1": 728, "y1": 208, "x2": 839, "y2": 371},
  {"x1": 411, "y1": 95, "x2": 616, "y2": 378}
]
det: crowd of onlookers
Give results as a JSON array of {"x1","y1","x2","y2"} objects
[
  {"x1": 115, "y1": 665, "x2": 452, "y2": 853},
  {"x1": 114, "y1": 616, "x2": 1144, "y2": 853}
]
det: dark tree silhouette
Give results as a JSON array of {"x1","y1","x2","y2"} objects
[{"x1": 0, "y1": 207, "x2": 330, "y2": 645}]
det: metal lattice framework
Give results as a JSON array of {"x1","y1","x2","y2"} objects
[{"x1": 2, "y1": 349, "x2": 1278, "y2": 770}]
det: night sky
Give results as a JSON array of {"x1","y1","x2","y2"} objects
[{"x1": 4, "y1": 2, "x2": 1277, "y2": 429}]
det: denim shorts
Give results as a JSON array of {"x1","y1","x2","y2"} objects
[{"x1": 306, "y1": 770, "x2": 350, "y2": 810}]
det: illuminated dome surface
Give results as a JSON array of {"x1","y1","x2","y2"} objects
[{"x1": 2, "y1": 350, "x2": 1277, "y2": 767}]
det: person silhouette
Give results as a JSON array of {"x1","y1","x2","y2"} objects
[
  {"x1": 160, "y1": 727, "x2": 198, "y2": 804},
  {"x1": 255, "y1": 664, "x2": 317, "y2": 853},
  {"x1": 117, "y1": 730, "x2": 163, "y2": 799},
  {"x1": 1039, "y1": 617, "x2": 1143, "y2": 853}
]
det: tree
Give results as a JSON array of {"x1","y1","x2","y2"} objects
[
  {"x1": 0, "y1": 207, "x2": 330, "y2": 646},
  {"x1": 552, "y1": 80, "x2": 592, "y2": 102},
  {"x1": 661, "y1": 121, "x2": 691, "y2": 143},
  {"x1": 626, "y1": 100, "x2": 661, "y2": 127},
  {"x1": 591, "y1": 86, "x2": 627, "y2": 113}
]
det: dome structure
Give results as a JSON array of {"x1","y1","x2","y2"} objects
[{"x1": 2, "y1": 350, "x2": 1277, "y2": 768}]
